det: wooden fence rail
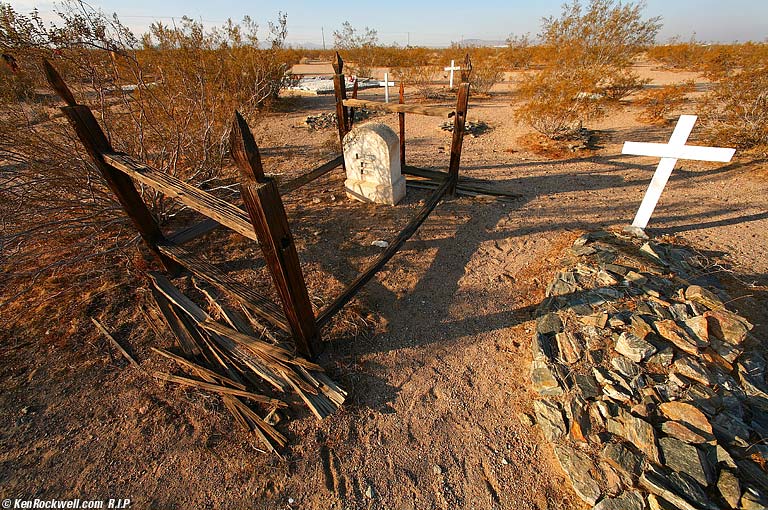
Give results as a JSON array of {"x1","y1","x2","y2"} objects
[{"x1": 43, "y1": 52, "x2": 483, "y2": 361}]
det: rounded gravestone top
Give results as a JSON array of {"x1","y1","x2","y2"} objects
[{"x1": 343, "y1": 123, "x2": 399, "y2": 148}]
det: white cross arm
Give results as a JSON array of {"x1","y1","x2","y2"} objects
[
  {"x1": 379, "y1": 81, "x2": 395, "y2": 86},
  {"x1": 444, "y1": 65, "x2": 461, "y2": 71},
  {"x1": 622, "y1": 141, "x2": 735, "y2": 163}
]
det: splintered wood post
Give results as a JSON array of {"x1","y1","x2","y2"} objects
[
  {"x1": 399, "y1": 82, "x2": 406, "y2": 167},
  {"x1": 231, "y1": 111, "x2": 319, "y2": 358},
  {"x1": 448, "y1": 55, "x2": 472, "y2": 195},
  {"x1": 332, "y1": 52, "x2": 350, "y2": 170},
  {"x1": 42, "y1": 60, "x2": 181, "y2": 275},
  {"x1": 349, "y1": 78, "x2": 359, "y2": 129}
]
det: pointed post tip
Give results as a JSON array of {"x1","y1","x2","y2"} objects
[
  {"x1": 42, "y1": 58, "x2": 77, "y2": 107},
  {"x1": 332, "y1": 52, "x2": 343, "y2": 74},
  {"x1": 230, "y1": 110, "x2": 265, "y2": 183},
  {"x1": 461, "y1": 54, "x2": 473, "y2": 83}
]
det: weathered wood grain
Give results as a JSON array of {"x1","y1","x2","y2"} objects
[{"x1": 103, "y1": 152, "x2": 259, "y2": 242}]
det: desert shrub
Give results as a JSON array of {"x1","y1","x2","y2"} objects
[
  {"x1": 646, "y1": 39, "x2": 706, "y2": 70},
  {"x1": 0, "y1": 1, "x2": 292, "y2": 317},
  {"x1": 635, "y1": 81, "x2": 695, "y2": 124},
  {"x1": 470, "y1": 54, "x2": 505, "y2": 95},
  {"x1": 540, "y1": 0, "x2": 661, "y2": 69},
  {"x1": 515, "y1": 0, "x2": 660, "y2": 139},
  {"x1": 504, "y1": 34, "x2": 534, "y2": 69},
  {"x1": 0, "y1": 52, "x2": 35, "y2": 101},
  {"x1": 393, "y1": 65, "x2": 439, "y2": 98},
  {"x1": 599, "y1": 69, "x2": 651, "y2": 101},
  {"x1": 516, "y1": 67, "x2": 606, "y2": 139},
  {"x1": 333, "y1": 21, "x2": 378, "y2": 77},
  {"x1": 698, "y1": 64, "x2": 768, "y2": 153}
]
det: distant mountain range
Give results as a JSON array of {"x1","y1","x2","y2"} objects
[
  {"x1": 283, "y1": 39, "x2": 509, "y2": 49},
  {"x1": 459, "y1": 39, "x2": 509, "y2": 47}
]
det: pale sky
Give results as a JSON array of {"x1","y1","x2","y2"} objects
[{"x1": 11, "y1": 0, "x2": 768, "y2": 46}]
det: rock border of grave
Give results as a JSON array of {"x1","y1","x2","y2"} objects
[{"x1": 529, "y1": 230, "x2": 766, "y2": 510}]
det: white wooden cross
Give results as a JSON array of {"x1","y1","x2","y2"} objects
[
  {"x1": 623, "y1": 114, "x2": 735, "y2": 230},
  {"x1": 444, "y1": 59, "x2": 461, "y2": 89},
  {"x1": 379, "y1": 72, "x2": 395, "y2": 103}
]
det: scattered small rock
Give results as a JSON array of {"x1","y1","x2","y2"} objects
[{"x1": 529, "y1": 230, "x2": 762, "y2": 509}]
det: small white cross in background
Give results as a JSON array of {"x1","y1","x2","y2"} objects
[
  {"x1": 444, "y1": 59, "x2": 461, "y2": 89},
  {"x1": 622, "y1": 114, "x2": 736, "y2": 230},
  {"x1": 379, "y1": 72, "x2": 395, "y2": 103}
]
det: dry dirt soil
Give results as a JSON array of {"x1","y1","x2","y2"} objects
[{"x1": 1, "y1": 63, "x2": 767, "y2": 510}]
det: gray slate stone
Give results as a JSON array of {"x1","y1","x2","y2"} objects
[
  {"x1": 532, "y1": 332, "x2": 556, "y2": 361},
  {"x1": 531, "y1": 359, "x2": 563, "y2": 396},
  {"x1": 611, "y1": 356, "x2": 641, "y2": 379},
  {"x1": 556, "y1": 331, "x2": 583, "y2": 364},
  {"x1": 567, "y1": 396, "x2": 591, "y2": 443},
  {"x1": 661, "y1": 421, "x2": 710, "y2": 444},
  {"x1": 629, "y1": 313, "x2": 653, "y2": 340},
  {"x1": 647, "y1": 347, "x2": 674, "y2": 367},
  {"x1": 601, "y1": 442, "x2": 643, "y2": 479},
  {"x1": 673, "y1": 356, "x2": 713, "y2": 386},
  {"x1": 573, "y1": 373, "x2": 601, "y2": 400},
  {"x1": 593, "y1": 491, "x2": 644, "y2": 510},
  {"x1": 609, "y1": 408, "x2": 660, "y2": 464},
  {"x1": 537, "y1": 312, "x2": 564, "y2": 334},
  {"x1": 640, "y1": 466, "x2": 717, "y2": 510},
  {"x1": 705, "y1": 309, "x2": 752, "y2": 345},
  {"x1": 553, "y1": 445, "x2": 602, "y2": 506},
  {"x1": 533, "y1": 399, "x2": 566, "y2": 442},
  {"x1": 740, "y1": 487, "x2": 768, "y2": 510},
  {"x1": 615, "y1": 332, "x2": 656, "y2": 363},
  {"x1": 669, "y1": 303, "x2": 691, "y2": 322},
  {"x1": 685, "y1": 285, "x2": 724, "y2": 310},
  {"x1": 717, "y1": 469, "x2": 741, "y2": 508},
  {"x1": 658, "y1": 437, "x2": 708, "y2": 487},
  {"x1": 684, "y1": 315, "x2": 709, "y2": 345}
]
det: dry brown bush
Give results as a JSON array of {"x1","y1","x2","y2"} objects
[
  {"x1": 470, "y1": 54, "x2": 505, "y2": 95},
  {"x1": 516, "y1": 67, "x2": 606, "y2": 139},
  {"x1": 698, "y1": 64, "x2": 768, "y2": 154},
  {"x1": 393, "y1": 65, "x2": 439, "y2": 98},
  {"x1": 599, "y1": 69, "x2": 651, "y2": 101},
  {"x1": 0, "y1": 1, "x2": 292, "y2": 320},
  {"x1": 646, "y1": 40, "x2": 706, "y2": 70},
  {"x1": 515, "y1": 0, "x2": 660, "y2": 139},
  {"x1": 635, "y1": 81, "x2": 695, "y2": 124},
  {"x1": 504, "y1": 34, "x2": 534, "y2": 70}
]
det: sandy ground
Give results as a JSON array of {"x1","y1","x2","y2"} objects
[{"x1": 1, "y1": 63, "x2": 766, "y2": 509}]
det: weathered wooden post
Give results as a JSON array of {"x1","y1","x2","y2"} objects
[
  {"x1": 332, "y1": 52, "x2": 350, "y2": 170},
  {"x1": 348, "y1": 78, "x2": 359, "y2": 129},
  {"x1": 399, "y1": 82, "x2": 406, "y2": 168},
  {"x1": 42, "y1": 60, "x2": 181, "y2": 275},
  {"x1": 448, "y1": 54, "x2": 472, "y2": 196},
  {"x1": 230, "y1": 111, "x2": 319, "y2": 358}
]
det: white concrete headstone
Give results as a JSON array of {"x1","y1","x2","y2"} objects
[{"x1": 343, "y1": 123, "x2": 406, "y2": 205}]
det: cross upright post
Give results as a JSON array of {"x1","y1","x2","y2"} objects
[
  {"x1": 622, "y1": 115, "x2": 735, "y2": 230},
  {"x1": 444, "y1": 59, "x2": 461, "y2": 89},
  {"x1": 379, "y1": 72, "x2": 395, "y2": 103}
]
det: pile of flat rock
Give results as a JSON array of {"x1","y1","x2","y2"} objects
[
  {"x1": 439, "y1": 119, "x2": 490, "y2": 137},
  {"x1": 304, "y1": 109, "x2": 378, "y2": 130},
  {"x1": 529, "y1": 230, "x2": 766, "y2": 510}
]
